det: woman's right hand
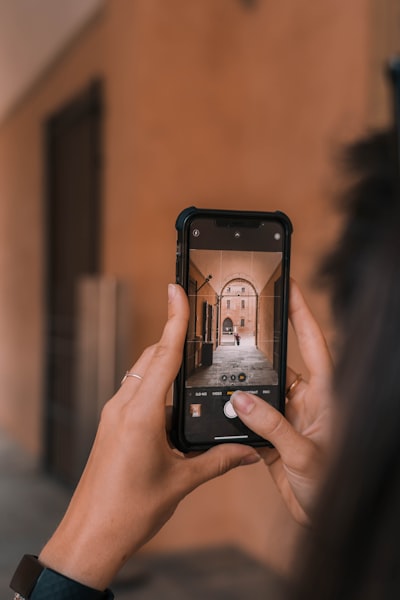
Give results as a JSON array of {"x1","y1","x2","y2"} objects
[{"x1": 231, "y1": 280, "x2": 333, "y2": 525}]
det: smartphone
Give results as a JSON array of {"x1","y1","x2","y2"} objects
[{"x1": 172, "y1": 207, "x2": 292, "y2": 452}]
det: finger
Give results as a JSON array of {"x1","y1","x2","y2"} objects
[
  {"x1": 286, "y1": 366, "x2": 304, "y2": 388},
  {"x1": 285, "y1": 369, "x2": 306, "y2": 399},
  {"x1": 231, "y1": 391, "x2": 316, "y2": 472},
  {"x1": 137, "y1": 284, "x2": 189, "y2": 406},
  {"x1": 182, "y1": 444, "x2": 261, "y2": 491},
  {"x1": 286, "y1": 366, "x2": 298, "y2": 385},
  {"x1": 289, "y1": 279, "x2": 332, "y2": 378},
  {"x1": 118, "y1": 344, "x2": 158, "y2": 397},
  {"x1": 257, "y1": 445, "x2": 279, "y2": 466},
  {"x1": 119, "y1": 283, "x2": 188, "y2": 397}
]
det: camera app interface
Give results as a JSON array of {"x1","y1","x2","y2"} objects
[{"x1": 184, "y1": 218, "x2": 285, "y2": 444}]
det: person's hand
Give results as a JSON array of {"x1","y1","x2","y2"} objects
[
  {"x1": 39, "y1": 284, "x2": 260, "y2": 591},
  {"x1": 231, "y1": 280, "x2": 333, "y2": 525}
]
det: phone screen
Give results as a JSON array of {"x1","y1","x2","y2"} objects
[{"x1": 174, "y1": 211, "x2": 291, "y2": 450}]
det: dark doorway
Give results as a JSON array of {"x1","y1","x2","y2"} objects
[
  {"x1": 44, "y1": 81, "x2": 103, "y2": 484},
  {"x1": 223, "y1": 317, "x2": 233, "y2": 333}
]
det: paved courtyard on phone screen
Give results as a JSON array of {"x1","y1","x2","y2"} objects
[{"x1": 187, "y1": 334, "x2": 278, "y2": 388}]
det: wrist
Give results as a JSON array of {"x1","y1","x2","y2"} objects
[
  {"x1": 10, "y1": 555, "x2": 114, "y2": 600},
  {"x1": 38, "y1": 532, "x2": 121, "y2": 592},
  {"x1": 36, "y1": 498, "x2": 135, "y2": 591}
]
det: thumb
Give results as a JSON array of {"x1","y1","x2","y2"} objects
[
  {"x1": 184, "y1": 444, "x2": 261, "y2": 491},
  {"x1": 230, "y1": 391, "x2": 316, "y2": 472}
]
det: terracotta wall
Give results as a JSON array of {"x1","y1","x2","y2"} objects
[
  {"x1": 102, "y1": 0, "x2": 373, "y2": 378},
  {"x1": 0, "y1": 0, "x2": 388, "y2": 574},
  {"x1": 0, "y1": 11, "x2": 106, "y2": 455}
]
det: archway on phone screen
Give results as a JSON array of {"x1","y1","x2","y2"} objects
[{"x1": 220, "y1": 278, "x2": 257, "y2": 347}]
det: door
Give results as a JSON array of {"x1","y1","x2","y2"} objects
[{"x1": 44, "y1": 81, "x2": 103, "y2": 484}]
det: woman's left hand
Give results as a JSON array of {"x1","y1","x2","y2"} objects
[{"x1": 231, "y1": 280, "x2": 333, "y2": 525}]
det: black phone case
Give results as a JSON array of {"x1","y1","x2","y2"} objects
[{"x1": 172, "y1": 206, "x2": 292, "y2": 453}]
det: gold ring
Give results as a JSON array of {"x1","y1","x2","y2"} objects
[
  {"x1": 286, "y1": 373, "x2": 302, "y2": 396},
  {"x1": 121, "y1": 371, "x2": 144, "y2": 385}
]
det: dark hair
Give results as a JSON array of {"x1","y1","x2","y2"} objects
[
  {"x1": 320, "y1": 130, "x2": 399, "y2": 328},
  {"x1": 293, "y1": 130, "x2": 400, "y2": 599}
]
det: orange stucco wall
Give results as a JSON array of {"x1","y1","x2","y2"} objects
[
  {"x1": 0, "y1": 11, "x2": 106, "y2": 456},
  {"x1": 0, "y1": 0, "x2": 389, "y2": 573}
]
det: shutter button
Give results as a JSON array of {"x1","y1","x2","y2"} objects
[{"x1": 223, "y1": 400, "x2": 238, "y2": 419}]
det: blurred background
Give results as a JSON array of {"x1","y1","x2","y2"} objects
[{"x1": 0, "y1": 0, "x2": 399, "y2": 597}]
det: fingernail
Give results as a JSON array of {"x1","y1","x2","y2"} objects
[
  {"x1": 240, "y1": 453, "x2": 261, "y2": 466},
  {"x1": 168, "y1": 283, "x2": 177, "y2": 302},
  {"x1": 231, "y1": 391, "x2": 255, "y2": 415}
]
